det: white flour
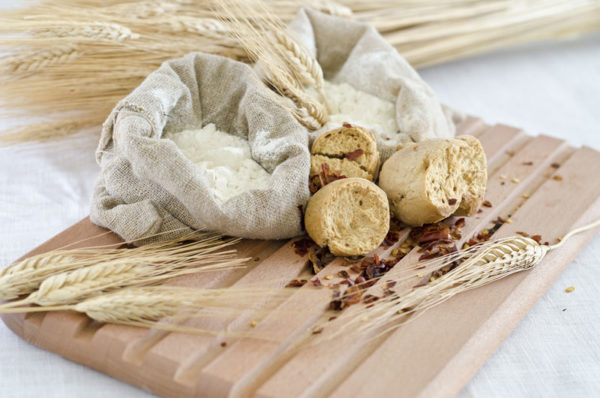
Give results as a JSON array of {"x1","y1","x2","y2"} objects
[
  {"x1": 318, "y1": 81, "x2": 400, "y2": 143},
  {"x1": 166, "y1": 124, "x2": 271, "y2": 203}
]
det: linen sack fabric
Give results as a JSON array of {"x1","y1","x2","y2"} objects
[
  {"x1": 288, "y1": 8, "x2": 459, "y2": 162},
  {"x1": 91, "y1": 53, "x2": 310, "y2": 243}
]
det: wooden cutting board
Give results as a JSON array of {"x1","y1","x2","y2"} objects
[{"x1": 3, "y1": 117, "x2": 600, "y2": 398}]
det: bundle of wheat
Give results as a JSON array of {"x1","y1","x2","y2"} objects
[
  {"x1": 0, "y1": 232, "x2": 244, "y2": 301},
  {"x1": 0, "y1": 0, "x2": 598, "y2": 142}
]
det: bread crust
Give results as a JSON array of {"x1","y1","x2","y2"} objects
[
  {"x1": 310, "y1": 125, "x2": 380, "y2": 180},
  {"x1": 305, "y1": 178, "x2": 390, "y2": 256},
  {"x1": 378, "y1": 135, "x2": 487, "y2": 226}
]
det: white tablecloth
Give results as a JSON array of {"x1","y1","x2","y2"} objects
[{"x1": 0, "y1": 14, "x2": 598, "y2": 397}]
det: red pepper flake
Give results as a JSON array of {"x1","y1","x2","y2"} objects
[
  {"x1": 342, "y1": 122, "x2": 352, "y2": 128},
  {"x1": 552, "y1": 175, "x2": 563, "y2": 181},
  {"x1": 482, "y1": 200, "x2": 492, "y2": 207},
  {"x1": 386, "y1": 280, "x2": 397, "y2": 289},
  {"x1": 382, "y1": 230, "x2": 401, "y2": 247},
  {"x1": 350, "y1": 264, "x2": 362, "y2": 274},
  {"x1": 413, "y1": 146, "x2": 418, "y2": 151},
  {"x1": 516, "y1": 231, "x2": 530, "y2": 237},
  {"x1": 522, "y1": 161, "x2": 533, "y2": 166},
  {"x1": 220, "y1": 342, "x2": 227, "y2": 347},
  {"x1": 448, "y1": 198, "x2": 458, "y2": 205},
  {"x1": 374, "y1": 253, "x2": 380, "y2": 265},
  {"x1": 311, "y1": 277, "x2": 322, "y2": 287},
  {"x1": 455, "y1": 218, "x2": 466, "y2": 228},
  {"x1": 551, "y1": 162, "x2": 560, "y2": 169},
  {"x1": 309, "y1": 163, "x2": 347, "y2": 193},
  {"x1": 328, "y1": 316, "x2": 337, "y2": 321},
  {"x1": 285, "y1": 279, "x2": 307, "y2": 288},
  {"x1": 531, "y1": 234, "x2": 542, "y2": 244},
  {"x1": 291, "y1": 237, "x2": 314, "y2": 256},
  {"x1": 344, "y1": 149, "x2": 364, "y2": 161},
  {"x1": 338, "y1": 270, "x2": 349, "y2": 279},
  {"x1": 363, "y1": 294, "x2": 379, "y2": 304}
]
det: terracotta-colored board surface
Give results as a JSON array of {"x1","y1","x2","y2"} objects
[{"x1": 2, "y1": 118, "x2": 600, "y2": 398}]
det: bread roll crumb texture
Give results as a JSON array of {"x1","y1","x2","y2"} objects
[
  {"x1": 305, "y1": 178, "x2": 390, "y2": 256},
  {"x1": 379, "y1": 135, "x2": 487, "y2": 226}
]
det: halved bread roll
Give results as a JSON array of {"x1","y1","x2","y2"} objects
[
  {"x1": 305, "y1": 178, "x2": 390, "y2": 256},
  {"x1": 378, "y1": 135, "x2": 487, "y2": 226},
  {"x1": 310, "y1": 124, "x2": 380, "y2": 181}
]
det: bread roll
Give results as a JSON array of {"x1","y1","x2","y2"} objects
[
  {"x1": 305, "y1": 178, "x2": 390, "y2": 256},
  {"x1": 378, "y1": 135, "x2": 486, "y2": 226},
  {"x1": 310, "y1": 124, "x2": 380, "y2": 181}
]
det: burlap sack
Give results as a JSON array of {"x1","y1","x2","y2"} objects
[
  {"x1": 288, "y1": 9, "x2": 458, "y2": 161},
  {"x1": 91, "y1": 53, "x2": 310, "y2": 242}
]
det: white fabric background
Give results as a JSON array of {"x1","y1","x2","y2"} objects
[{"x1": 0, "y1": 6, "x2": 598, "y2": 396}]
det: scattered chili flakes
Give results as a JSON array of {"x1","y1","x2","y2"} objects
[
  {"x1": 309, "y1": 163, "x2": 347, "y2": 193},
  {"x1": 343, "y1": 122, "x2": 353, "y2": 128},
  {"x1": 552, "y1": 175, "x2": 563, "y2": 181},
  {"x1": 565, "y1": 286, "x2": 575, "y2": 293},
  {"x1": 531, "y1": 234, "x2": 542, "y2": 244},
  {"x1": 285, "y1": 279, "x2": 307, "y2": 288},
  {"x1": 448, "y1": 198, "x2": 458, "y2": 205},
  {"x1": 413, "y1": 146, "x2": 418, "y2": 151},
  {"x1": 292, "y1": 237, "x2": 314, "y2": 256},
  {"x1": 328, "y1": 316, "x2": 337, "y2": 322},
  {"x1": 551, "y1": 162, "x2": 560, "y2": 169},
  {"x1": 522, "y1": 161, "x2": 533, "y2": 166},
  {"x1": 344, "y1": 149, "x2": 364, "y2": 161},
  {"x1": 220, "y1": 342, "x2": 227, "y2": 347},
  {"x1": 363, "y1": 294, "x2": 379, "y2": 304},
  {"x1": 516, "y1": 231, "x2": 530, "y2": 237},
  {"x1": 338, "y1": 270, "x2": 350, "y2": 279},
  {"x1": 382, "y1": 230, "x2": 401, "y2": 247},
  {"x1": 311, "y1": 277, "x2": 322, "y2": 287},
  {"x1": 482, "y1": 200, "x2": 492, "y2": 207}
]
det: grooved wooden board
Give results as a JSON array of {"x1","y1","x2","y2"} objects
[{"x1": 3, "y1": 117, "x2": 600, "y2": 398}]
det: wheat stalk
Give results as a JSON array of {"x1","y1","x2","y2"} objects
[
  {"x1": 214, "y1": 0, "x2": 329, "y2": 128},
  {"x1": 315, "y1": 218, "x2": 600, "y2": 341},
  {"x1": 0, "y1": 232, "x2": 241, "y2": 301},
  {"x1": 0, "y1": 285, "x2": 293, "y2": 337}
]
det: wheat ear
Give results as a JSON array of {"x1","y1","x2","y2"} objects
[
  {"x1": 0, "y1": 286, "x2": 292, "y2": 338},
  {"x1": 319, "y1": 218, "x2": 600, "y2": 340},
  {"x1": 214, "y1": 0, "x2": 329, "y2": 128},
  {"x1": 0, "y1": 45, "x2": 80, "y2": 74},
  {"x1": 0, "y1": 232, "x2": 239, "y2": 301}
]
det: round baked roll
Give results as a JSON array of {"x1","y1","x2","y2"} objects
[
  {"x1": 305, "y1": 178, "x2": 390, "y2": 256},
  {"x1": 378, "y1": 135, "x2": 487, "y2": 226},
  {"x1": 310, "y1": 124, "x2": 380, "y2": 181}
]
